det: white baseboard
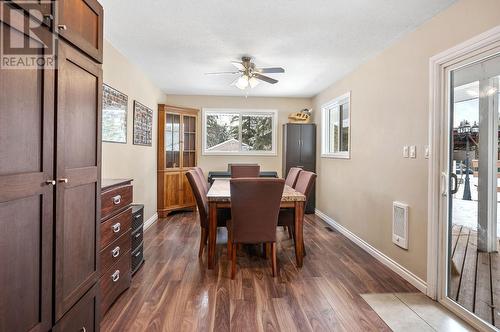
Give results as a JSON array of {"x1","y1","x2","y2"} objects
[
  {"x1": 144, "y1": 212, "x2": 158, "y2": 231},
  {"x1": 315, "y1": 209, "x2": 427, "y2": 294}
]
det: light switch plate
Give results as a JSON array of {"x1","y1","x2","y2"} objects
[
  {"x1": 424, "y1": 145, "x2": 430, "y2": 159},
  {"x1": 409, "y1": 145, "x2": 416, "y2": 159},
  {"x1": 403, "y1": 145, "x2": 409, "y2": 158}
]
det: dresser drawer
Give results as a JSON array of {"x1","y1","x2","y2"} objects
[
  {"x1": 100, "y1": 230, "x2": 131, "y2": 276},
  {"x1": 53, "y1": 283, "x2": 99, "y2": 332},
  {"x1": 131, "y1": 227, "x2": 143, "y2": 252},
  {"x1": 100, "y1": 252, "x2": 131, "y2": 315},
  {"x1": 101, "y1": 185, "x2": 132, "y2": 220},
  {"x1": 100, "y1": 207, "x2": 131, "y2": 249}
]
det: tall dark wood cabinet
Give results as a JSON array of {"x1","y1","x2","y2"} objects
[
  {"x1": 0, "y1": 1, "x2": 103, "y2": 331},
  {"x1": 282, "y1": 124, "x2": 316, "y2": 214}
]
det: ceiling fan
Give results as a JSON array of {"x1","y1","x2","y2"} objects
[{"x1": 205, "y1": 56, "x2": 285, "y2": 90}]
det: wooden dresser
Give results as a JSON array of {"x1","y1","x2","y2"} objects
[
  {"x1": 157, "y1": 105, "x2": 198, "y2": 217},
  {"x1": 100, "y1": 179, "x2": 133, "y2": 315}
]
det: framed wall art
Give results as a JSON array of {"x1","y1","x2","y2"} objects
[
  {"x1": 102, "y1": 84, "x2": 128, "y2": 143},
  {"x1": 133, "y1": 100, "x2": 153, "y2": 146}
]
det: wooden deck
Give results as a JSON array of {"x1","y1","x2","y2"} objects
[{"x1": 450, "y1": 224, "x2": 499, "y2": 328}]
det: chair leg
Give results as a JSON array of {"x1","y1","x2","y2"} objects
[
  {"x1": 287, "y1": 226, "x2": 293, "y2": 239},
  {"x1": 227, "y1": 228, "x2": 233, "y2": 258},
  {"x1": 231, "y1": 243, "x2": 237, "y2": 279},
  {"x1": 199, "y1": 228, "x2": 208, "y2": 257},
  {"x1": 271, "y1": 242, "x2": 277, "y2": 277},
  {"x1": 265, "y1": 243, "x2": 271, "y2": 259}
]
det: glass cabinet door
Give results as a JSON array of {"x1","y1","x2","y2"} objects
[
  {"x1": 165, "y1": 113, "x2": 180, "y2": 168},
  {"x1": 183, "y1": 115, "x2": 196, "y2": 168}
]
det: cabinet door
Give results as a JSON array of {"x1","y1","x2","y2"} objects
[
  {"x1": 9, "y1": 0, "x2": 52, "y2": 26},
  {"x1": 53, "y1": 284, "x2": 100, "y2": 332},
  {"x1": 182, "y1": 115, "x2": 197, "y2": 168},
  {"x1": 163, "y1": 172, "x2": 182, "y2": 208},
  {"x1": 55, "y1": 41, "x2": 102, "y2": 320},
  {"x1": 0, "y1": 11, "x2": 54, "y2": 332},
  {"x1": 299, "y1": 124, "x2": 316, "y2": 164},
  {"x1": 285, "y1": 124, "x2": 302, "y2": 164},
  {"x1": 181, "y1": 171, "x2": 195, "y2": 206},
  {"x1": 57, "y1": 0, "x2": 103, "y2": 63}
]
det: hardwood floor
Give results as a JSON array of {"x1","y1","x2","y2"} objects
[{"x1": 101, "y1": 212, "x2": 416, "y2": 331}]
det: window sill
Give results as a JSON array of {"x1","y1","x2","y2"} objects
[{"x1": 321, "y1": 153, "x2": 350, "y2": 159}]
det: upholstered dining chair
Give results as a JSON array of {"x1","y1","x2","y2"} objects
[
  {"x1": 227, "y1": 178, "x2": 285, "y2": 279},
  {"x1": 230, "y1": 164, "x2": 260, "y2": 178},
  {"x1": 194, "y1": 166, "x2": 209, "y2": 194},
  {"x1": 278, "y1": 170, "x2": 317, "y2": 254},
  {"x1": 186, "y1": 170, "x2": 227, "y2": 257},
  {"x1": 285, "y1": 167, "x2": 302, "y2": 188}
]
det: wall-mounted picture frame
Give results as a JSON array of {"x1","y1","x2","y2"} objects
[
  {"x1": 133, "y1": 100, "x2": 153, "y2": 146},
  {"x1": 102, "y1": 84, "x2": 128, "y2": 143}
]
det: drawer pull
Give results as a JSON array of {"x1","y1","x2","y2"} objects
[
  {"x1": 134, "y1": 215, "x2": 141, "y2": 219},
  {"x1": 80, "y1": 327, "x2": 86, "y2": 332},
  {"x1": 112, "y1": 195, "x2": 121, "y2": 205},
  {"x1": 112, "y1": 246, "x2": 120, "y2": 258},
  {"x1": 45, "y1": 180, "x2": 56, "y2": 185},
  {"x1": 58, "y1": 24, "x2": 67, "y2": 30},
  {"x1": 135, "y1": 251, "x2": 141, "y2": 257},
  {"x1": 111, "y1": 270, "x2": 120, "y2": 282},
  {"x1": 134, "y1": 232, "x2": 141, "y2": 239},
  {"x1": 112, "y1": 222, "x2": 121, "y2": 233}
]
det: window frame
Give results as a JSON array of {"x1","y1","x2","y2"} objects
[
  {"x1": 321, "y1": 92, "x2": 351, "y2": 159},
  {"x1": 202, "y1": 108, "x2": 278, "y2": 156}
]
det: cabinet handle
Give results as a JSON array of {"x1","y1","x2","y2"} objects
[
  {"x1": 135, "y1": 251, "x2": 141, "y2": 257},
  {"x1": 45, "y1": 180, "x2": 56, "y2": 185},
  {"x1": 58, "y1": 24, "x2": 67, "y2": 30},
  {"x1": 111, "y1": 270, "x2": 120, "y2": 282},
  {"x1": 112, "y1": 195, "x2": 121, "y2": 205},
  {"x1": 112, "y1": 222, "x2": 121, "y2": 233},
  {"x1": 135, "y1": 232, "x2": 141, "y2": 239},
  {"x1": 134, "y1": 215, "x2": 141, "y2": 219},
  {"x1": 58, "y1": 178, "x2": 68, "y2": 183},
  {"x1": 80, "y1": 327, "x2": 86, "y2": 332},
  {"x1": 112, "y1": 246, "x2": 120, "y2": 258}
]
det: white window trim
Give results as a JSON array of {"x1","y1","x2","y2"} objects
[
  {"x1": 321, "y1": 92, "x2": 351, "y2": 159},
  {"x1": 202, "y1": 108, "x2": 278, "y2": 156}
]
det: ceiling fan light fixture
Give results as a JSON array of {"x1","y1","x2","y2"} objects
[
  {"x1": 235, "y1": 75, "x2": 249, "y2": 90},
  {"x1": 248, "y1": 76, "x2": 260, "y2": 88}
]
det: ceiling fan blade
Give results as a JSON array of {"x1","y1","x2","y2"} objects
[
  {"x1": 231, "y1": 61, "x2": 246, "y2": 71},
  {"x1": 257, "y1": 67, "x2": 285, "y2": 74},
  {"x1": 254, "y1": 73, "x2": 278, "y2": 84},
  {"x1": 204, "y1": 71, "x2": 240, "y2": 75},
  {"x1": 230, "y1": 76, "x2": 241, "y2": 86}
]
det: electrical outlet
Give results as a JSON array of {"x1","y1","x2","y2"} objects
[
  {"x1": 425, "y1": 145, "x2": 430, "y2": 159},
  {"x1": 403, "y1": 145, "x2": 409, "y2": 158},
  {"x1": 409, "y1": 145, "x2": 416, "y2": 159}
]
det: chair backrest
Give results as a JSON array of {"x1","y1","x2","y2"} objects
[
  {"x1": 230, "y1": 178, "x2": 285, "y2": 243},
  {"x1": 294, "y1": 170, "x2": 317, "y2": 203},
  {"x1": 230, "y1": 164, "x2": 260, "y2": 178},
  {"x1": 185, "y1": 170, "x2": 208, "y2": 228},
  {"x1": 285, "y1": 167, "x2": 302, "y2": 188},
  {"x1": 194, "y1": 166, "x2": 209, "y2": 194}
]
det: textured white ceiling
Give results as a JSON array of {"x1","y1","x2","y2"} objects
[{"x1": 100, "y1": 0, "x2": 456, "y2": 97}]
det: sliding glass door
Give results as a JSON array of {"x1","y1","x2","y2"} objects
[{"x1": 445, "y1": 53, "x2": 500, "y2": 329}]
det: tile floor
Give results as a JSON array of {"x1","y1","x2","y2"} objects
[{"x1": 361, "y1": 293, "x2": 474, "y2": 332}]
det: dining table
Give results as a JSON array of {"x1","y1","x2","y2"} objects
[{"x1": 206, "y1": 178, "x2": 307, "y2": 269}]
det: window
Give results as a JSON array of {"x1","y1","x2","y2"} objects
[
  {"x1": 203, "y1": 108, "x2": 277, "y2": 155},
  {"x1": 321, "y1": 92, "x2": 351, "y2": 158}
]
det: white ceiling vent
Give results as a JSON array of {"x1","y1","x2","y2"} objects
[{"x1": 392, "y1": 201, "x2": 409, "y2": 250}]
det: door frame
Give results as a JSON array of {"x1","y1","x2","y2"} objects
[{"x1": 427, "y1": 25, "x2": 500, "y2": 331}]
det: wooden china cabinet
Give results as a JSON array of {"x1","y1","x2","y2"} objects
[{"x1": 157, "y1": 105, "x2": 198, "y2": 217}]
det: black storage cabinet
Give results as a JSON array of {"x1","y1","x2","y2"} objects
[{"x1": 282, "y1": 124, "x2": 316, "y2": 214}]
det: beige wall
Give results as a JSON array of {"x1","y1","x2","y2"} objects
[
  {"x1": 102, "y1": 40, "x2": 167, "y2": 221},
  {"x1": 166, "y1": 95, "x2": 312, "y2": 177},
  {"x1": 312, "y1": 0, "x2": 500, "y2": 281}
]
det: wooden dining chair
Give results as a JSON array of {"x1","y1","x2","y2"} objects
[
  {"x1": 285, "y1": 167, "x2": 302, "y2": 188},
  {"x1": 278, "y1": 170, "x2": 317, "y2": 252},
  {"x1": 230, "y1": 164, "x2": 260, "y2": 178},
  {"x1": 227, "y1": 178, "x2": 285, "y2": 279},
  {"x1": 186, "y1": 170, "x2": 227, "y2": 257}
]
